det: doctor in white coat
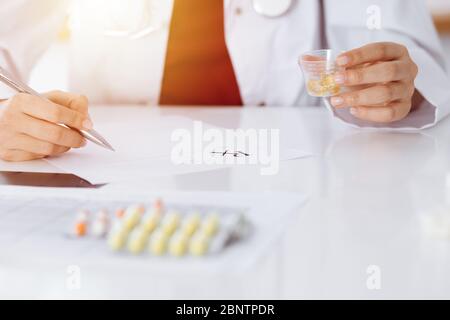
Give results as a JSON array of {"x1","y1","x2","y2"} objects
[{"x1": 0, "y1": 0, "x2": 449, "y2": 161}]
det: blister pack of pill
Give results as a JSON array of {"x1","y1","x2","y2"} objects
[{"x1": 68, "y1": 199, "x2": 250, "y2": 258}]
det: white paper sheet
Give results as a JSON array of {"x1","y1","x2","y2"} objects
[
  {"x1": 0, "y1": 187, "x2": 308, "y2": 275},
  {"x1": 45, "y1": 116, "x2": 313, "y2": 184}
]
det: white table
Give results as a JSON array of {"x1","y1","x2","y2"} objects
[{"x1": 1, "y1": 105, "x2": 450, "y2": 299}]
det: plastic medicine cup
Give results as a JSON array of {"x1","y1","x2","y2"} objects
[{"x1": 299, "y1": 49, "x2": 344, "y2": 98}]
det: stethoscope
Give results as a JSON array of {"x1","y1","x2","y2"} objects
[
  {"x1": 101, "y1": 0, "x2": 295, "y2": 39},
  {"x1": 252, "y1": 0, "x2": 294, "y2": 18}
]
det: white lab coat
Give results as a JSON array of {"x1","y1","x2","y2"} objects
[{"x1": 0, "y1": 0, "x2": 449, "y2": 129}]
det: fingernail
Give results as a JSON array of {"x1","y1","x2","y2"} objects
[
  {"x1": 350, "y1": 108, "x2": 358, "y2": 116},
  {"x1": 331, "y1": 97, "x2": 344, "y2": 107},
  {"x1": 334, "y1": 73, "x2": 346, "y2": 84},
  {"x1": 82, "y1": 119, "x2": 93, "y2": 130},
  {"x1": 336, "y1": 55, "x2": 349, "y2": 66},
  {"x1": 81, "y1": 139, "x2": 87, "y2": 147}
]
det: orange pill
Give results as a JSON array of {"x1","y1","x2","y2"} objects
[
  {"x1": 75, "y1": 222, "x2": 87, "y2": 237},
  {"x1": 115, "y1": 208, "x2": 125, "y2": 219},
  {"x1": 154, "y1": 198, "x2": 164, "y2": 214}
]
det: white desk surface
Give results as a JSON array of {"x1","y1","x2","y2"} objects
[{"x1": 1, "y1": 105, "x2": 450, "y2": 299}]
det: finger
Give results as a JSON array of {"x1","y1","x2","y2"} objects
[
  {"x1": 335, "y1": 61, "x2": 412, "y2": 86},
  {"x1": 48, "y1": 145, "x2": 71, "y2": 156},
  {"x1": 331, "y1": 82, "x2": 414, "y2": 108},
  {"x1": 336, "y1": 42, "x2": 407, "y2": 68},
  {"x1": 11, "y1": 93, "x2": 92, "y2": 131},
  {"x1": 11, "y1": 112, "x2": 86, "y2": 148},
  {"x1": 349, "y1": 101, "x2": 412, "y2": 123},
  {"x1": 44, "y1": 90, "x2": 89, "y2": 114},
  {"x1": 3, "y1": 133, "x2": 71, "y2": 156},
  {"x1": 0, "y1": 149, "x2": 44, "y2": 162}
]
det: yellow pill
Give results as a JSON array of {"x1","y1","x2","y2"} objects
[
  {"x1": 189, "y1": 234, "x2": 210, "y2": 257},
  {"x1": 149, "y1": 231, "x2": 168, "y2": 256},
  {"x1": 124, "y1": 205, "x2": 145, "y2": 231},
  {"x1": 307, "y1": 73, "x2": 340, "y2": 97},
  {"x1": 127, "y1": 228, "x2": 149, "y2": 255},
  {"x1": 169, "y1": 233, "x2": 189, "y2": 257},
  {"x1": 181, "y1": 213, "x2": 201, "y2": 237},
  {"x1": 321, "y1": 74, "x2": 335, "y2": 87},
  {"x1": 161, "y1": 211, "x2": 181, "y2": 236},
  {"x1": 201, "y1": 213, "x2": 220, "y2": 237},
  {"x1": 142, "y1": 210, "x2": 161, "y2": 233},
  {"x1": 330, "y1": 85, "x2": 341, "y2": 95},
  {"x1": 108, "y1": 229, "x2": 128, "y2": 252},
  {"x1": 307, "y1": 79, "x2": 321, "y2": 95}
]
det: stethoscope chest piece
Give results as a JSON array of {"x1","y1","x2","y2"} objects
[{"x1": 253, "y1": 0, "x2": 293, "y2": 18}]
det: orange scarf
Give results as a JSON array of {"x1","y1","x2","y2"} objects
[{"x1": 159, "y1": 0, "x2": 243, "y2": 106}]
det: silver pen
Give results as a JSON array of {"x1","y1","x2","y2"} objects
[{"x1": 0, "y1": 66, "x2": 114, "y2": 151}]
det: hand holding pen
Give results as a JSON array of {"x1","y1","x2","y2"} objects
[
  {"x1": 0, "y1": 90, "x2": 95, "y2": 161},
  {"x1": 0, "y1": 64, "x2": 114, "y2": 161}
]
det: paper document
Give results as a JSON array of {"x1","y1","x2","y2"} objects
[
  {"x1": 46, "y1": 116, "x2": 203, "y2": 183},
  {"x1": 45, "y1": 116, "x2": 312, "y2": 184}
]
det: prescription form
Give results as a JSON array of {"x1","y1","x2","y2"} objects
[{"x1": 0, "y1": 187, "x2": 307, "y2": 274}]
